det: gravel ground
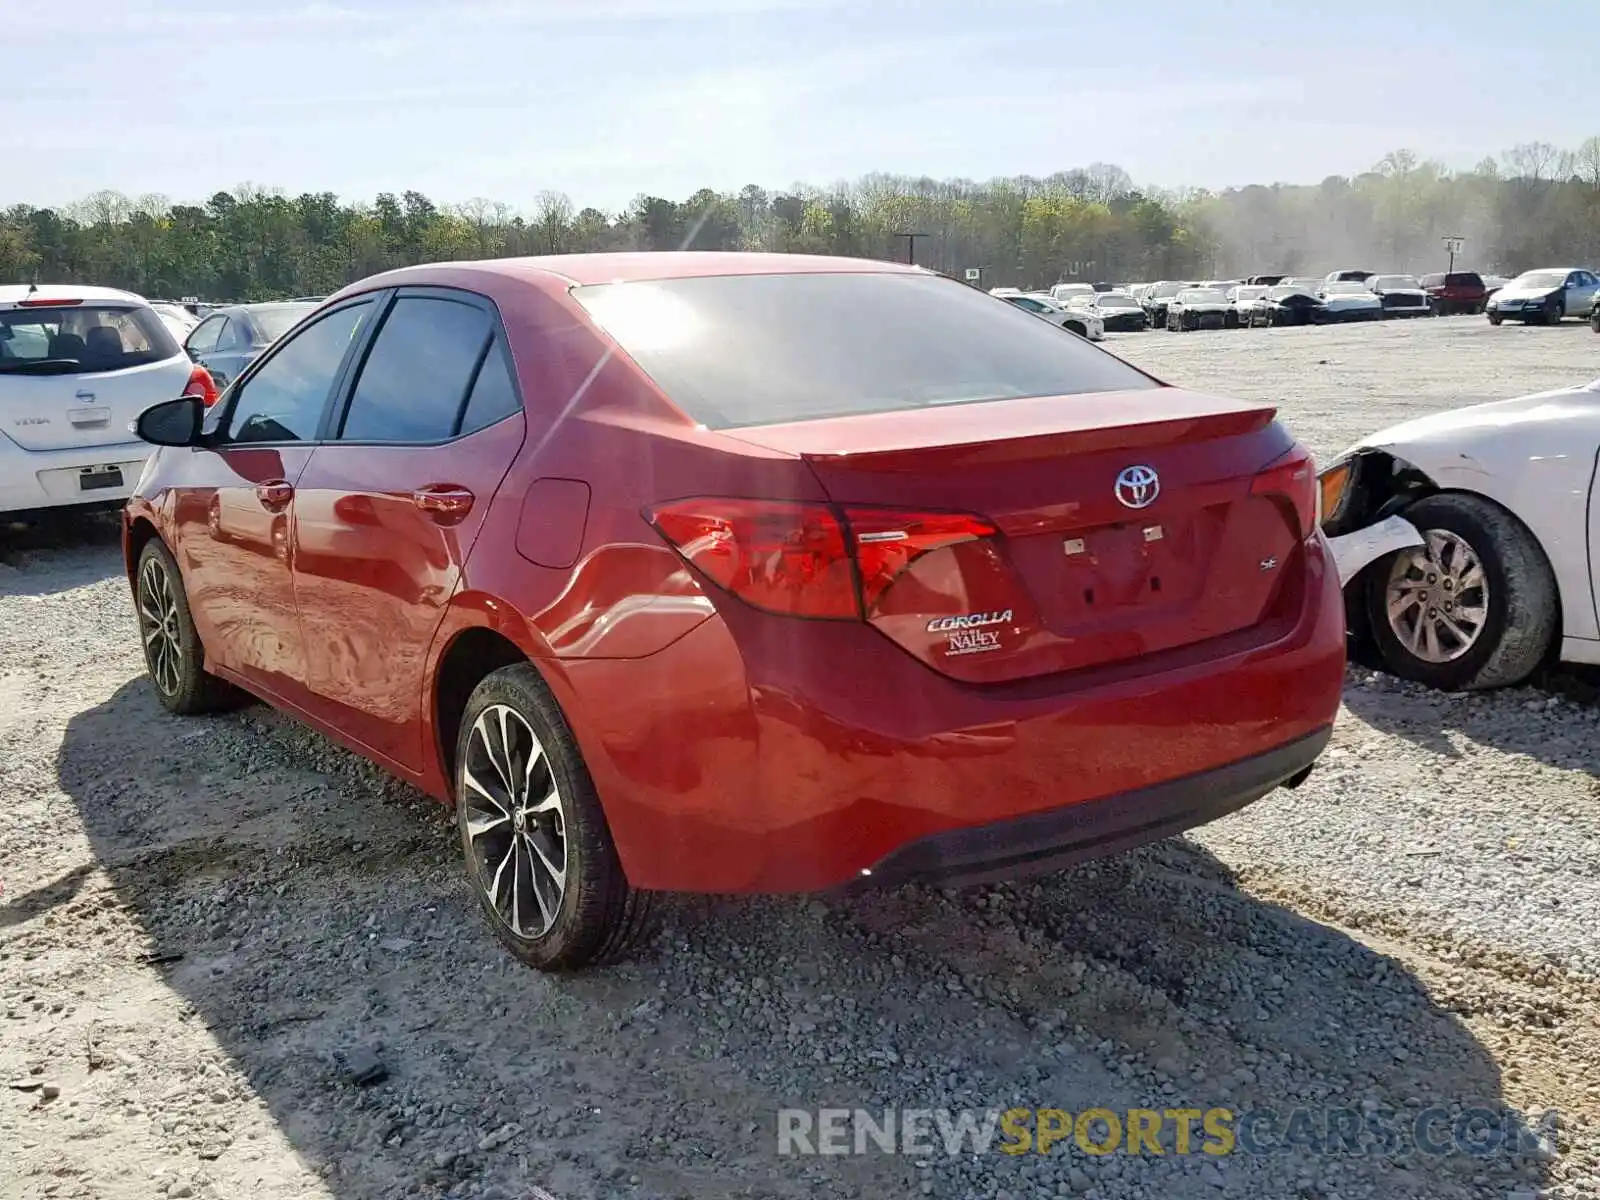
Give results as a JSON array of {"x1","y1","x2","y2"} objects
[{"x1": 3, "y1": 315, "x2": 1599, "y2": 1200}]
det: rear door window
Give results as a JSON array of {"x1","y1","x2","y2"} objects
[
  {"x1": 337, "y1": 296, "x2": 493, "y2": 443},
  {"x1": 458, "y1": 341, "x2": 522, "y2": 434},
  {"x1": 573, "y1": 271, "x2": 1156, "y2": 429}
]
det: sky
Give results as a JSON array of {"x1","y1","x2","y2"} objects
[{"x1": 5, "y1": 0, "x2": 1593, "y2": 213}]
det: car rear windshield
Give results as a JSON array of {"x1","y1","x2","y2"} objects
[
  {"x1": 1444, "y1": 272, "x2": 1483, "y2": 287},
  {"x1": 572, "y1": 272, "x2": 1158, "y2": 429},
  {"x1": 1373, "y1": 276, "x2": 1419, "y2": 290},
  {"x1": 0, "y1": 304, "x2": 180, "y2": 374},
  {"x1": 250, "y1": 303, "x2": 317, "y2": 342}
]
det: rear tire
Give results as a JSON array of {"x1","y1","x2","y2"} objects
[
  {"x1": 135, "y1": 539, "x2": 242, "y2": 715},
  {"x1": 1590, "y1": 312, "x2": 1600, "y2": 333},
  {"x1": 1064, "y1": 321, "x2": 1087, "y2": 338},
  {"x1": 1364, "y1": 493, "x2": 1556, "y2": 691},
  {"x1": 454, "y1": 663, "x2": 654, "y2": 971}
]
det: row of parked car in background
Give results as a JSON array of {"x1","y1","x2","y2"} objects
[{"x1": 992, "y1": 267, "x2": 1600, "y2": 335}]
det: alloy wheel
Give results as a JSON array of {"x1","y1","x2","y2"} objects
[
  {"x1": 137, "y1": 556, "x2": 184, "y2": 696},
  {"x1": 460, "y1": 704, "x2": 569, "y2": 940},
  {"x1": 1384, "y1": 529, "x2": 1489, "y2": 663}
]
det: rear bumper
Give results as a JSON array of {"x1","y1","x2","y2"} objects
[
  {"x1": 0, "y1": 436, "x2": 149, "y2": 516},
  {"x1": 563, "y1": 535, "x2": 1347, "y2": 894},
  {"x1": 851, "y1": 725, "x2": 1330, "y2": 889}
]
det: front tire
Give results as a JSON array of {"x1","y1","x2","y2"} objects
[
  {"x1": 1544, "y1": 299, "x2": 1564, "y2": 325},
  {"x1": 1364, "y1": 493, "x2": 1556, "y2": 691},
  {"x1": 1487, "y1": 311, "x2": 1503, "y2": 326},
  {"x1": 454, "y1": 663, "x2": 653, "y2": 971},
  {"x1": 135, "y1": 539, "x2": 240, "y2": 715}
]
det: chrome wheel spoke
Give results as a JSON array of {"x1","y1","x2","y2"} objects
[
  {"x1": 487, "y1": 840, "x2": 517, "y2": 921},
  {"x1": 473, "y1": 711, "x2": 517, "y2": 801},
  {"x1": 464, "y1": 807, "x2": 511, "y2": 839},
  {"x1": 461, "y1": 763, "x2": 513, "y2": 820},
  {"x1": 527, "y1": 835, "x2": 562, "y2": 929}
]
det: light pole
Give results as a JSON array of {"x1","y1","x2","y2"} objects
[{"x1": 893, "y1": 231, "x2": 929, "y2": 266}]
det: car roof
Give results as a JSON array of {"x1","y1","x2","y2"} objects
[
  {"x1": 334, "y1": 251, "x2": 925, "y2": 298},
  {"x1": 0, "y1": 283, "x2": 148, "y2": 308}
]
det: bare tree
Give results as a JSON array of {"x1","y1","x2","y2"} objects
[
  {"x1": 1502, "y1": 142, "x2": 1561, "y2": 182},
  {"x1": 1575, "y1": 137, "x2": 1600, "y2": 190},
  {"x1": 133, "y1": 193, "x2": 172, "y2": 219},
  {"x1": 532, "y1": 190, "x2": 574, "y2": 253},
  {"x1": 456, "y1": 197, "x2": 500, "y2": 255}
]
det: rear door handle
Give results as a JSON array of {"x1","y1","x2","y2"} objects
[
  {"x1": 412, "y1": 484, "x2": 475, "y2": 524},
  {"x1": 256, "y1": 480, "x2": 294, "y2": 510}
]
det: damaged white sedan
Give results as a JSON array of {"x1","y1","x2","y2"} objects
[{"x1": 1320, "y1": 376, "x2": 1600, "y2": 690}]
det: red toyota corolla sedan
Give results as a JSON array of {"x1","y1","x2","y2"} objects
[{"x1": 122, "y1": 253, "x2": 1345, "y2": 970}]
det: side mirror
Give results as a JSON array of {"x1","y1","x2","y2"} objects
[{"x1": 134, "y1": 395, "x2": 205, "y2": 447}]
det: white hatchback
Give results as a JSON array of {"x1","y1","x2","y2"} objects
[{"x1": 0, "y1": 285, "x2": 211, "y2": 517}]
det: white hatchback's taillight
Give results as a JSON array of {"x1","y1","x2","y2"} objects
[{"x1": 184, "y1": 365, "x2": 219, "y2": 407}]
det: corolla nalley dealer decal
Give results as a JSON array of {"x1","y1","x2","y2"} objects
[
  {"x1": 926, "y1": 610, "x2": 1014, "y2": 633},
  {"x1": 927, "y1": 610, "x2": 1014, "y2": 656}
]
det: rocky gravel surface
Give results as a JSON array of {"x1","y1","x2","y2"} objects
[{"x1": 3, "y1": 316, "x2": 1599, "y2": 1200}]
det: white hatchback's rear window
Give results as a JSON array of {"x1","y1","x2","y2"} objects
[
  {"x1": 0, "y1": 304, "x2": 180, "y2": 375},
  {"x1": 572, "y1": 271, "x2": 1157, "y2": 429}
]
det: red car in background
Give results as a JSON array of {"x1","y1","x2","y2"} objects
[
  {"x1": 122, "y1": 253, "x2": 1344, "y2": 971},
  {"x1": 1418, "y1": 271, "x2": 1489, "y2": 315}
]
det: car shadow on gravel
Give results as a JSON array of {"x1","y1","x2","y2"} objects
[
  {"x1": 1342, "y1": 666, "x2": 1600, "y2": 774},
  {"x1": 51, "y1": 678, "x2": 1557, "y2": 1200},
  {"x1": 0, "y1": 510, "x2": 125, "y2": 597}
]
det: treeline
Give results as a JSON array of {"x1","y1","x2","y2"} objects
[{"x1": 3, "y1": 139, "x2": 1598, "y2": 302}]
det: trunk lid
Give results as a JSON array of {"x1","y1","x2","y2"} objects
[
  {"x1": 0, "y1": 355, "x2": 192, "y2": 451},
  {"x1": 722, "y1": 389, "x2": 1307, "y2": 682}
]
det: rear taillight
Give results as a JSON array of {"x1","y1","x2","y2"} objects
[
  {"x1": 647, "y1": 498, "x2": 996, "y2": 620},
  {"x1": 843, "y1": 508, "x2": 997, "y2": 609},
  {"x1": 1250, "y1": 444, "x2": 1317, "y2": 538},
  {"x1": 184, "y1": 364, "x2": 219, "y2": 407}
]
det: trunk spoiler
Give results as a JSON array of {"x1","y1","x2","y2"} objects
[{"x1": 719, "y1": 389, "x2": 1278, "y2": 471}]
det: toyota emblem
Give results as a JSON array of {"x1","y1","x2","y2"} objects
[{"x1": 1114, "y1": 465, "x2": 1159, "y2": 509}]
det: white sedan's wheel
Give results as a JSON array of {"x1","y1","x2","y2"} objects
[
  {"x1": 1364, "y1": 493, "x2": 1557, "y2": 691},
  {"x1": 1382, "y1": 529, "x2": 1489, "y2": 664}
]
